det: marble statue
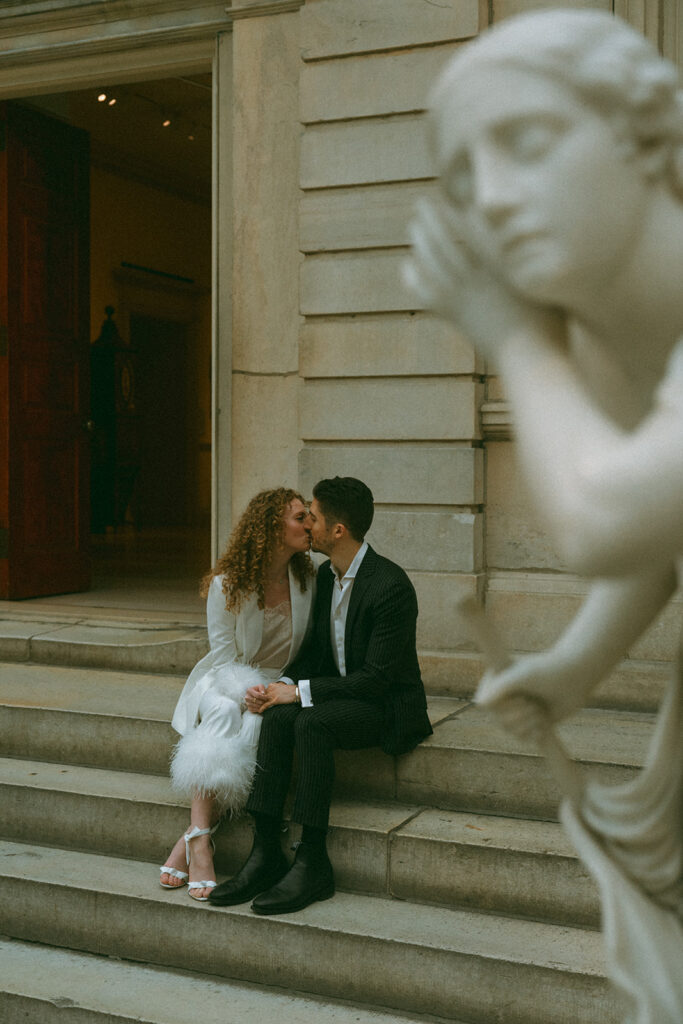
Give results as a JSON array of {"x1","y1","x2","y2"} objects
[{"x1": 404, "y1": 9, "x2": 683, "y2": 1021}]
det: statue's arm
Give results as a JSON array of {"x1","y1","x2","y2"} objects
[
  {"x1": 497, "y1": 329, "x2": 683, "y2": 578},
  {"x1": 476, "y1": 566, "x2": 677, "y2": 735}
]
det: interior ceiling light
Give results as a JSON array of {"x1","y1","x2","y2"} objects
[
  {"x1": 97, "y1": 92, "x2": 107, "y2": 102},
  {"x1": 162, "y1": 118, "x2": 171, "y2": 127},
  {"x1": 108, "y1": 97, "x2": 117, "y2": 106}
]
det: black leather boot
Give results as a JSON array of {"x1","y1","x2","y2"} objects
[
  {"x1": 208, "y1": 833, "x2": 289, "y2": 907},
  {"x1": 250, "y1": 841, "x2": 335, "y2": 915}
]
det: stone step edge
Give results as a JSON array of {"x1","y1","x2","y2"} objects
[
  {"x1": 0, "y1": 839, "x2": 607, "y2": 974},
  {"x1": 0, "y1": 936, "x2": 456, "y2": 1024},
  {"x1": 0, "y1": 755, "x2": 602, "y2": 930},
  {"x1": 0, "y1": 753, "x2": 579, "y2": 861},
  {"x1": 0, "y1": 841, "x2": 618, "y2": 1023},
  {"x1": 0, "y1": 618, "x2": 670, "y2": 708}
]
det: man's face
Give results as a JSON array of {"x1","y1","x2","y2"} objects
[
  {"x1": 435, "y1": 64, "x2": 649, "y2": 305},
  {"x1": 305, "y1": 498, "x2": 337, "y2": 556}
]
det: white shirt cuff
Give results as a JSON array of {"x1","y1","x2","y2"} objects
[
  {"x1": 298, "y1": 679, "x2": 313, "y2": 707},
  {"x1": 280, "y1": 676, "x2": 294, "y2": 687}
]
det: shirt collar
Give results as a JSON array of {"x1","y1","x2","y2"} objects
[{"x1": 330, "y1": 540, "x2": 368, "y2": 584}]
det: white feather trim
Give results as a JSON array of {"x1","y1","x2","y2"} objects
[
  {"x1": 210, "y1": 662, "x2": 267, "y2": 705},
  {"x1": 170, "y1": 710, "x2": 262, "y2": 815}
]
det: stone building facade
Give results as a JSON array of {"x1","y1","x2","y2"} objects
[{"x1": 0, "y1": 0, "x2": 680, "y2": 684}]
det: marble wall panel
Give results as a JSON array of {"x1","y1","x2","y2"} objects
[
  {"x1": 300, "y1": 43, "x2": 461, "y2": 122},
  {"x1": 232, "y1": 13, "x2": 301, "y2": 374},
  {"x1": 299, "y1": 444, "x2": 484, "y2": 506},
  {"x1": 299, "y1": 313, "x2": 477, "y2": 378},
  {"x1": 492, "y1": 0, "x2": 609, "y2": 23},
  {"x1": 301, "y1": 0, "x2": 479, "y2": 59},
  {"x1": 368, "y1": 510, "x2": 484, "y2": 573},
  {"x1": 300, "y1": 378, "x2": 481, "y2": 441},
  {"x1": 486, "y1": 571, "x2": 683, "y2": 663},
  {"x1": 300, "y1": 115, "x2": 432, "y2": 189},
  {"x1": 300, "y1": 181, "x2": 438, "y2": 253},
  {"x1": 409, "y1": 571, "x2": 484, "y2": 650},
  {"x1": 301, "y1": 250, "x2": 420, "y2": 315},
  {"x1": 231, "y1": 374, "x2": 301, "y2": 519},
  {"x1": 485, "y1": 441, "x2": 565, "y2": 572}
]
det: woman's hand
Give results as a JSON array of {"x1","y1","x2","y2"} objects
[
  {"x1": 475, "y1": 650, "x2": 585, "y2": 744},
  {"x1": 244, "y1": 683, "x2": 268, "y2": 713},
  {"x1": 403, "y1": 197, "x2": 563, "y2": 362},
  {"x1": 255, "y1": 681, "x2": 299, "y2": 714}
]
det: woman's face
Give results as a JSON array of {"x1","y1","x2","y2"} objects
[
  {"x1": 279, "y1": 499, "x2": 311, "y2": 556},
  {"x1": 434, "y1": 64, "x2": 650, "y2": 305}
]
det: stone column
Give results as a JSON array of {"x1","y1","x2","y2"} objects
[
  {"x1": 226, "y1": 0, "x2": 305, "y2": 531},
  {"x1": 212, "y1": 29, "x2": 234, "y2": 559}
]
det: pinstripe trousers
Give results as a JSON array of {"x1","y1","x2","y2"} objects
[{"x1": 245, "y1": 699, "x2": 385, "y2": 830}]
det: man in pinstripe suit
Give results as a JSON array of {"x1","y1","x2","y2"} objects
[{"x1": 209, "y1": 476, "x2": 432, "y2": 915}]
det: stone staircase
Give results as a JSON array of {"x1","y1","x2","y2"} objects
[{"x1": 0, "y1": 608, "x2": 664, "y2": 1023}]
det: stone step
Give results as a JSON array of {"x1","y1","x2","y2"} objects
[
  {"x1": 0, "y1": 660, "x2": 181, "y2": 774},
  {"x1": 0, "y1": 613, "x2": 207, "y2": 674},
  {"x1": 0, "y1": 661, "x2": 654, "y2": 819},
  {"x1": 424, "y1": 650, "x2": 669, "y2": 713},
  {"x1": 0, "y1": 936, "x2": 453, "y2": 1024},
  {"x1": 395, "y1": 702, "x2": 652, "y2": 819},
  {"x1": 0, "y1": 610, "x2": 668, "y2": 709},
  {"x1": 0, "y1": 756, "x2": 600, "y2": 927},
  {"x1": 0, "y1": 661, "x2": 462, "y2": 779},
  {"x1": 0, "y1": 840, "x2": 620, "y2": 1024}
]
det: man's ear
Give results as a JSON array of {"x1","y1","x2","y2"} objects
[{"x1": 333, "y1": 522, "x2": 346, "y2": 541}]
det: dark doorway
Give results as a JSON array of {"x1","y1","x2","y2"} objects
[
  {"x1": 0, "y1": 102, "x2": 91, "y2": 598},
  {"x1": 130, "y1": 314, "x2": 190, "y2": 528}
]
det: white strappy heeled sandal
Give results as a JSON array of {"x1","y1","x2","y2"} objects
[
  {"x1": 159, "y1": 863, "x2": 189, "y2": 890},
  {"x1": 185, "y1": 823, "x2": 219, "y2": 902}
]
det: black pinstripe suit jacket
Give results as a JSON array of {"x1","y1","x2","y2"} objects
[{"x1": 285, "y1": 545, "x2": 433, "y2": 756}]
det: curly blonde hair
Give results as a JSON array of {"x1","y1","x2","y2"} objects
[{"x1": 201, "y1": 487, "x2": 315, "y2": 613}]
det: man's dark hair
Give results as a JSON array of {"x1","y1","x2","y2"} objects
[{"x1": 313, "y1": 477, "x2": 374, "y2": 542}]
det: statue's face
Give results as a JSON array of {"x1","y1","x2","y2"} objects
[{"x1": 434, "y1": 64, "x2": 648, "y2": 305}]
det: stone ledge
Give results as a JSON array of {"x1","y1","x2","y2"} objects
[
  {"x1": 0, "y1": 618, "x2": 208, "y2": 674},
  {"x1": 481, "y1": 399, "x2": 513, "y2": 440},
  {"x1": 228, "y1": 0, "x2": 304, "y2": 19}
]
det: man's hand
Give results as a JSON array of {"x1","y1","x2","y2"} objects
[{"x1": 255, "y1": 681, "x2": 300, "y2": 714}]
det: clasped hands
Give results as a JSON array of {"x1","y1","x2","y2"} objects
[{"x1": 244, "y1": 681, "x2": 299, "y2": 714}]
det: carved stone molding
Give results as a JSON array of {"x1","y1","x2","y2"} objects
[
  {"x1": 481, "y1": 400, "x2": 513, "y2": 441},
  {"x1": 227, "y1": 1, "x2": 305, "y2": 20},
  {"x1": 227, "y1": 0, "x2": 305, "y2": 19},
  {"x1": 0, "y1": 4, "x2": 230, "y2": 71}
]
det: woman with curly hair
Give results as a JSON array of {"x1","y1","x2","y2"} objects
[{"x1": 160, "y1": 487, "x2": 315, "y2": 900}]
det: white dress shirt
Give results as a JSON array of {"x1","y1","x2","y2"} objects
[{"x1": 298, "y1": 541, "x2": 368, "y2": 707}]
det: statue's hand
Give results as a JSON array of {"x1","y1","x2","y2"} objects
[
  {"x1": 403, "y1": 197, "x2": 563, "y2": 361},
  {"x1": 475, "y1": 651, "x2": 583, "y2": 744}
]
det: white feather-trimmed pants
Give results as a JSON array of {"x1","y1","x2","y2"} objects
[{"x1": 170, "y1": 662, "x2": 265, "y2": 815}]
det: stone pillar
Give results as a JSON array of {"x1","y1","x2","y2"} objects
[
  {"x1": 227, "y1": 0, "x2": 305, "y2": 529},
  {"x1": 212, "y1": 29, "x2": 234, "y2": 559}
]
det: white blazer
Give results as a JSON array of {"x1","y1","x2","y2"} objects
[{"x1": 171, "y1": 565, "x2": 315, "y2": 735}]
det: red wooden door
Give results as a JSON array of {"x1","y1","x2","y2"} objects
[{"x1": 0, "y1": 102, "x2": 91, "y2": 598}]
